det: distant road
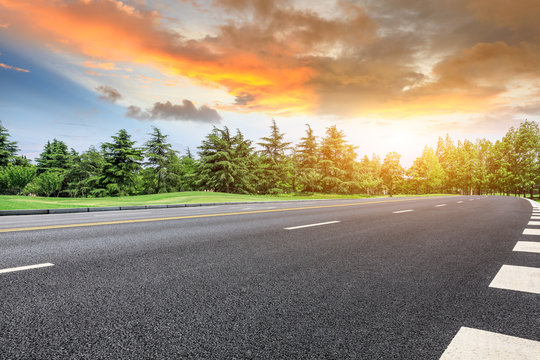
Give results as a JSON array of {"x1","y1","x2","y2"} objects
[{"x1": 1, "y1": 196, "x2": 539, "y2": 359}]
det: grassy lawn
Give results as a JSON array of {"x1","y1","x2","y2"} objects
[{"x1": 0, "y1": 192, "x2": 458, "y2": 211}]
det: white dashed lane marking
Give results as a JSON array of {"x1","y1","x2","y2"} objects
[
  {"x1": 284, "y1": 221, "x2": 340, "y2": 230},
  {"x1": 435, "y1": 204, "x2": 447, "y2": 207},
  {"x1": 0, "y1": 263, "x2": 55, "y2": 275},
  {"x1": 513, "y1": 241, "x2": 540, "y2": 254},
  {"x1": 392, "y1": 210, "x2": 414, "y2": 214},
  {"x1": 439, "y1": 327, "x2": 540, "y2": 360},
  {"x1": 488, "y1": 265, "x2": 540, "y2": 295},
  {"x1": 457, "y1": 201, "x2": 463, "y2": 204}
]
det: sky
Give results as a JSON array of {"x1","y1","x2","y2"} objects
[{"x1": 1, "y1": 0, "x2": 539, "y2": 166}]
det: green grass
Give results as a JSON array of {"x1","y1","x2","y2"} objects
[{"x1": 0, "y1": 192, "x2": 457, "y2": 211}]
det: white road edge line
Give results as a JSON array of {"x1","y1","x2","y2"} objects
[
  {"x1": 285, "y1": 221, "x2": 340, "y2": 230},
  {"x1": 0, "y1": 263, "x2": 55, "y2": 274},
  {"x1": 393, "y1": 210, "x2": 414, "y2": 214},
  {"x1": 439, "y1": 326, "x2": 540, "y2": 360},
  {"x1": 513, "y1": 241, "x2": 540, "y2": 254},
  {"x1": 435, "y1": 204, "x2": 447, "y2": 207},
  {"x1": 489, "y1": 264, "x2": 540, "y2": 294}
]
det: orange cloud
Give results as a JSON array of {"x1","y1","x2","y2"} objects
[
  {"x1": 82, "y1": 61, "x2": 120, "y2": 70},
  {"x1": 0, "y1": 0, "x2": 321, "y2": 114},
  {"x1": 0, "y1": 62, "x2": 30, "y2": 72},
  {"x1": 2, "y1": 0, "x2": 540, "y2": 119}
]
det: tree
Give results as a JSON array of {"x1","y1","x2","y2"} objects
[
  {"x1": 0, "y1": 121, "x2": 19, "y2": 168},
  {"x1": 2, "y1": 165, "x2": 36, "y2": 194},
  {"x1": 296, "y1": 124, "x2": 320, "y2": 193},
  {"x1": 64, "y1": 146, "x2": 106, "y2": 197},
  {"x1": 257, "y1": 119, "x2": 292, "y2": 194},
  {"x1": 143, "y1": 127, "x2": 178, "y2": 194},
  {"x1": 407, "y1": 146, "x2": 444, "y2": 194},
  {"x1": 25, "y1": 170, "x2": 64, "y2": 197},
  {"x1": 101, "y1": 129, "x2": 143, "y2": 196},
  {"x1": 319, "y1": 125, "x2": 357, "y2": 193},
  {"x1": 381, "y1": 152, "x2": 404, "y2": 197},
  {"x1": 35, "y1": 139, "x2": 71, "y2": 174},
  {"x1": 197, "y1": 126, "x2": 257, "y2": 193}
]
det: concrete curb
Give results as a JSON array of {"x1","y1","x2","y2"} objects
[{"x1": 0, "y1": 198, "x2": 348, "y2": 217}]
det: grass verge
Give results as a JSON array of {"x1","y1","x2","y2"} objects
[{"x1": 0, "y1": 192, "x2": 457, "y2": 211}]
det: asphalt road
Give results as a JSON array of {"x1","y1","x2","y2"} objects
[{"x1": 0, "y1": 196, "x2": 538, "y2": 359}]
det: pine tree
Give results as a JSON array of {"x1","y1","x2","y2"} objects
[
  {"x1": 257, "y1": 119, "x2": 292, "y2": 194},
  {"x1": 143, "y1": 127, "x2": 177, "y2": 193},
  {"x1": 296, "y1": 124, "x2": 320, "y2": 193},
  {"x1": 35, "y1": 139, "x2": 71, "y2": 174},
  {"x1": 197, "y1": 126, "x2": 257, "y2": 193},
  {"x1": 101, "y1": 129, "x2": 143, "y2": 196},
  {"x1": 0, "y1": 121, "x2": 19, "y2": 168},
  {"x1": 319, "y1": 125, "x2": 357, "y2": 193}
]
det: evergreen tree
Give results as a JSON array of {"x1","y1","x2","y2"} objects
[
  {"x1": 101, "y1": 129, "x2": 143, "y2": 196},
  {"x1": 296, "y1": 124, "x2": 320, "y2": 193},
  {"x1": 143, "y1": 127, "x2": 177, "y2": 193},
  {"x1": 197, "y1": 126, "x2": 257, "y2": 193},
  {"x1": 35, "y1": 139, "x2": 71, "y2": 174},
  {"x1": 64, "y1": 146, "x2": 106, "y2": 197},
  {"x1": 0, "y1": 121, "x2": 19, "y2": 168},
  {"x1": 319, "y1": 125, "x2": 357, "y2": 193},
  {"x1": 257, "y1": 119, "x2": 292, "y2": 194}
]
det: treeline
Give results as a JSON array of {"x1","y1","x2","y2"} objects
[{"x1": 0, "y1": 120, "x2": 538, "y2": 198}]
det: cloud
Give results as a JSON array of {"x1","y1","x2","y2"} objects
[
  {"x1": 126, "y1": 100, "x2": 221, "y2": 123},
  {"x1": 234, "y1": 93, "x2": 255, "y2": 105},
  {"x1": 0, "y1": 62, "x2": 29, "y2": 72},
  {"x1": 83, "y1": 61, "x2": 120, "y2": 70},
  {"x1": 96, "y1": 85, "x2": 122, "y2": 103},
  {"x1": 2, "y1": 0, "x2": 540, "y2": 118}
]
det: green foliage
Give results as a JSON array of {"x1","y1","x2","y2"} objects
[
  {"x1": 257, "y1": 119, "x2": 293, "y2": 194},
  {"x1": 319, "y1": 125, "x2": 357, "y2": 193},
  {"x1": 0, "y1": 120, "x2": 538, "y2": 199},
  {"x1": 0, "y1": 121, "x2": 19, "y2": 168},
  {"x1": 101, "y1": 129, "x2": 143, "y2": 196},
  {"x1": 1, "y1": 165, "x2": 36, "y2": 194},
  {"x1": 197, "y1": 126, "x2": 258, "y2": 193},
  {"x1": 381, "y1": 152, "x2": 404, "y2": 197},
  {"x1": 64, "y1": 146, "x2": 105, "y2": 197},
  {"x1": 25, "y1": 170, "x2": 64, "y2": 197},
  {"x1": 35, "y1": 139, "x2": 72, "y2": 174}
]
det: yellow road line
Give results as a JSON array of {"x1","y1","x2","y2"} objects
[{"x1": 0, "y1": 197, "x2": 430, "y2": 233}]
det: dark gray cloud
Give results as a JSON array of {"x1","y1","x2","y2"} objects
[
  {"x1": 96, "y1": 85, "x2": 122, "y2": 103},
  {"x1": 126, "y1": 100, "x2": 221, "y2": 123},
  {"x1": 234, "y1": 93, "x2": 255, "y2": 105}
]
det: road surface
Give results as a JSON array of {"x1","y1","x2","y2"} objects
[{"x1": 0, "y1": 196, "x2": 539, "y2": 359}]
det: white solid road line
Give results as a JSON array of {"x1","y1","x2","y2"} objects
[
  {"x1": 284, "y1": 221, "x2": 340, "y2": 230},
  {"x1": 513, "y1": 241, "x2": 540, "y2": 254},
  {"x1": 439, "y1": 327, "x2": 540, "y2": 360},
  {"x1": 523, "y1": 228, "x2": 540, "y2": 235},
  {"x1": 435, "y1": 204, "x2": 447, "y2": 207},
  {"x1": 489, "y1": 265, "x2": 540, "y2": 295},
  {"x1": 0, "y1": 263, "x2": 55, "y2": 275},
  {"x1": 393, "y1": 210, "x2": 414, "y2": 214},
  {"x1": 527, "y1": 221, "x2": 540, "y2": 226}
]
